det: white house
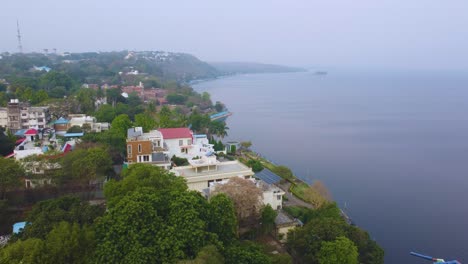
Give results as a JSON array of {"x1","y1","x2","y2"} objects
[
  {"x1": 171, "y1": 158, "x2": 254, "y2": 192},
  {"x1": 158, "y1": 128, "x2": 214, "y2": 160},
  {"x1": 206, "y1": 177, "x2": 285, "y2": 210}
]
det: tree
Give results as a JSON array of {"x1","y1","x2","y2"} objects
[
  {"x1": 240, "y1": 141, "x2": 252, "y2": 151},
  {"x1": 247, "y1": 159, "x2": 264, "y2": 172},
  {"x1": 260, "y1": 205, "x2": 277, "y2": 235},
  {"x1": 224, "y1": 242, "x2": 271, "y2": 264},
  {"x1": 302, "y1": 181, "x2": 332, "y2": 209},
  {"x1": 103, "y1": 163, "x2": 187, "y2": 208},
  {"x1": 213, "y1": 177, "x2": 262, "y2": 226},
  {"x1": 0, "y1": 238, "x2": 44, "y2": 264},
  {"x1": 167, "y1": 93, "x2": 187, "y2": 104},
  {"x1": 41, "y1": 222, "x2": 96, "y2": 264},
  {"x1": 272, "y1": 166, "x2": 294, "y2": 181},
  {"x1": 214, "y1": 101, "x2": 224, "y2": 112},
  {"x1": 60, "y1": 146, "x2": 112, "y2": 186},
  {"x1": 287, "y1": 218, "x2": 348, "y2": 264},
  {"x1": 21, "y1": 196, "x2": 104, "y2": 240},
  {"x1": 208, "y1": 121, "x2": 229, "y2": 139},
  {"x1": 75, "y1": 88, "x2": 96, "y2": 113},
  {"x1": 94, "y1": 191, "x2": 210, "y2": 263},
  {"x1": 66, "y1": 125, "x2": 83, "y2": 133},
  {"x1": 134, "y1": 113, "x2": 156, "y2": 132},
  {"x1": 0, "y1": 127, "x2": 15, "y2": 156},
  {"x1": 33, "y1": 90, "x2": 49, "y2": 104},
  {"x1": 178, "y1": 245, "x2": 224, "y2": 264},
  {"x1": 94, "y1": 104, "x2": 116, "y2": 123},
  {"x1": 0, "y1": 158, "x2": 24, "y2": 199},
  {"x1": 317, "y1": 236, "x2": 358, "y2": 264},
  {"x1": 208, "y1": 194, "x2": 238, "y2": 245},
  {"x1": 110, "y1": 114, "x2": 132, "y2": 138}
]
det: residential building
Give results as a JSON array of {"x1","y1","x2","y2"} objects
[
  {"x1": 206, "y1": 178, "x2": 285, "y2": 210},
  {"x1": 126, "y1": 127, "x2": 171, "y2": 169},
  {"x1": 256, "y1": 180, "x2": 285, "y2": 210},
  {"x1": 275, "y1": 211, "x2": 303, "y2": 243},
  {"x1": 0, "y1": 107, "x2": 7, "y2": 128},
  {"x1": 6, "y1": 99, "x2": 50, "y2": 132},
  {"x1": 23, "y1": 160, "x2": 60, "y2": 189},
  {"x1": 53, "y1": 117, "x2": 70, "y2": 135},
  {"x1": 171, "y1": 158, "x2": 254, "y2": 192},
  {"x1": 158, "y1": 128, "x2": 214, "y2": 160},
  {"x1": 66, "y1": 114, "x2": 110, "y2": 133}
]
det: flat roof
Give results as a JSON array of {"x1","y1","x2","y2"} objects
[{"x1": 173, "y1": 161, "x2": 252, "y2": 178}]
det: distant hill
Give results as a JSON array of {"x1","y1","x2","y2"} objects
[
  {"x1": 209, "y1": 62, "x2": 306, "y2": 75},
  {"x1": 0, "y1": 51, "x2": 220, "y2": 83}
]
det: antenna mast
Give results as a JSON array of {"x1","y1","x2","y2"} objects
[{"x1": 16, "y1": 20, "x2": 23, "y2": 53}]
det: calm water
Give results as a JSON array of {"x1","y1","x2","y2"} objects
[{"x1": 194, "y1": 70, "x2": 468, "y2": 263}]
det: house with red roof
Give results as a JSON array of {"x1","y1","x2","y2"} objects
[
  {"x1": 24, "y1": 128, "x2": 38, "y2": 141},
  {"x1": 157, "y1": 128, "x2": 215, "y2": 160},
  {"x1": 158, "y1": 128, "x2": 195, "y2": 159}
]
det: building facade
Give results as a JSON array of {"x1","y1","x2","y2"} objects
[
  {"x1": 171, "y1": 158, "x2": 255, "y2": 192},
  {"x1": 6, "y1": 100, "x2": 50, "y2": 132},
  {"x1": 126, "y1": 127, "x2": 171, "y2": 169}
]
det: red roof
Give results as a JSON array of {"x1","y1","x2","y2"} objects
[
  {"x1": 24, "y1": 129, "x2": 38, "y2": 135},
  {"x1": 158, "y1": 128, "x2": 192, "y2": 139}
]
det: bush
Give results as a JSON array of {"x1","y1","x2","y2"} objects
[
  {"x1": 247, "y1": 159, "x2": 264, "y2": 172},
  {"x1": 171, "y1": 155, "x2": 189, "y2": 166}
]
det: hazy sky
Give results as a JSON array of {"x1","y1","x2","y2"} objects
[{"x1": 2, "y1": 0, "x2": 468, "y2": 70}]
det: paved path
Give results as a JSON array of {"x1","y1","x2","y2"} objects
[{"x1": 278, "y1": 182, "x2": 313, "y2": 209}]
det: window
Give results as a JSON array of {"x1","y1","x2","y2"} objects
[
  {"x1": 143, "y1": 155, "x2": 150, "y2": 162},
  {"x1": 127, "y1": 145, "x2": 132, "y2": 157},
  {"x1": 188, "y1": 139, "x2": 192, "y2": 145},
  {"x1": 277, "y1": 195, "x2": 282, "y2": 200},
  {"x1": 179, "y1": 140, "x2": 183, "y2": 146},
  {"x1": 138, "y1": 144, "x2": 142, "y2": 153},
  {"x1": 157, "y1": 140, "x2": 160, "y2": 147}
]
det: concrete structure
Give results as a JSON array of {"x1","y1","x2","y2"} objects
[
  {"x1": 275, "y1": 211, "x2": 303, "y2": 243},
  {"x1": 53, "y1": 117, "x2": 70, "y2": 135},
  {"x1": 66, "y1": 114, "x2": 110, "y2": 133},
  {"x1": 171, "y1": 159, "x2": 254, "y2": 192},
  {"x1": 158, "y1": 128, "x2": 214, "y2": 160},
  {"x1": 126, "y1": 127, "x2": 171, "y2": 169},
  {"x1": 0, "y1": 107, "x2": 8, "y2": 128},
  {"x1": 23, "y1": 160, "x2": 60, "y2": 188},
  {"x1": 206, "y1": 178, "x2": 285, "y2": 210},
  {"x1": 5, "y1": 99, "x2": 50, "y2": 132},
  {"x1": 256, "y1": 180, "x2": 285, "y2": 210}
]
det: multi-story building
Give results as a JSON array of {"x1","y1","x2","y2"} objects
[
  {"x1": 0, "y1": 107, "x2": 8, "y2": 128},
  {"x1": 6, "y1": 99, "x2": 50, "y2": 132},
  {"x1": 126, "y1": 127, "x2": 171, "y2": 169},
  {"x1": 158, "y1": 128, "x2": 214, "y2": 160},
  {"x1": 171, "y1": 157, "x2": 254, "y2": 192}
]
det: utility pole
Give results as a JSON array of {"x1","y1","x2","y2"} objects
[{"x1": 16, "y1": 20, "x2": 23, "y2": 53}]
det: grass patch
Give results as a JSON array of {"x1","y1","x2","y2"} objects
[{"x1": 290, "y1": 182, "x2": 309, "y2": 201}]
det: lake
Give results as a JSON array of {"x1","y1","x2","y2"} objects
[{"x1": 193, "y1": 69, "x2": 468, "y2": 263}]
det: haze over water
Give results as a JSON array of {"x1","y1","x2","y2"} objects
[{"x1": 194, "y1": 70, "x2": 468, "y2": 263}]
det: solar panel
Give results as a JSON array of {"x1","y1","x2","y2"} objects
[{"x1": 255, "y1": 168, "x2": 281, "y2": 184}]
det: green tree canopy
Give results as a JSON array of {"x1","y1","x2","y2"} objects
[
  {"x1": 21, "y1": 196, "x2": 104, "y2": 240},
  {"x1": 134, "y1": 113, "x2": 156, "y2": 132},
  {"x1": 94, "y1": 104, "x2": 116, "y2": 123},
  {"x1": 208, "y1": 194, "x2": 238, "y2": 245},
  {"x1": 104, "y1": 163, "x2": 187, "y2": 208},
  {"x1": 110, "y1": 114, "x2": 132, "y2": 138},
  {"x1": 317, "y1": 236, "x2": 358, "y2": 264},
  {"x1": 0, "y1": 158, "x2": 24, "y2": 199}
]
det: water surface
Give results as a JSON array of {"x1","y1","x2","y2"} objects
[{"x1": 194, "y1": 70, "x2": 468, "y2": 263}]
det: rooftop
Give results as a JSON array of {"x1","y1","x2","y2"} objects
[
  {"x1": 159, "y1": 127, "x2": 192, "y2": 139},
  {"x1": 172, "y1": 160, "x2": 252, "y2": 178}
]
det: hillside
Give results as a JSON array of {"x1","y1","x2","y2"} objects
[
  {"x1": 210, "y1": 61, "x2": 306, "y2": 75},
  {"x1": 0, "y1": 51, "x2": 220, "y2": 83}
]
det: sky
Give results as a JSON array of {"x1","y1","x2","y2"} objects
[{"x1": 2, "y1": 0, "x2": 468, "y2": 70}]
